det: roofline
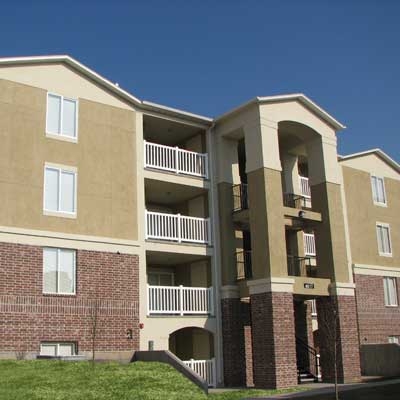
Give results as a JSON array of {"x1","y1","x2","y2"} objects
[
  {"x1": 339, "y1": 148, "x2": 400, "y2": 173},
  {"x1": 0, "y1": 55, "x2": 212, "y2": 125},
  {"x1": 215, "y1": 93, "x2": 346, "y2": 131}
]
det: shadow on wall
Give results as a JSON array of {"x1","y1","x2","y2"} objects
[{"x1": 360, "y1": 344, "x2": 400, "y2": 377}]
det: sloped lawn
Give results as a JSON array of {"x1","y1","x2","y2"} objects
[{"x1": 0, "y1": 360, "x2": 301, "y2": 400}]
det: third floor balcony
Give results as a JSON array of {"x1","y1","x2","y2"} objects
[{"x1": 144, "y1": 140, "x2": 209, "y2": 179}]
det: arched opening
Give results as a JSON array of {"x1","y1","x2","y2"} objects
[{"x1": 169, "y1": 326, "x2": 214, "y2": 360}]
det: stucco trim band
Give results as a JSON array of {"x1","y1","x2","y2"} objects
[
  {"x1": 220, "y1": 285, "x2": 240, "y2": 299},
  {"x1": 353, "y1": 263, "x2": 400, "y2": 277},
  {"x1": 247, "y1": 277, "x2": 295, "y2": 294},
  {"x1": 329, "y1": 282, "x2": 356, "y2": 296}
]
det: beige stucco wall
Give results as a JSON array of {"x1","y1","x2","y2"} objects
[
  {"x1": 0, "y1": 79, "x2": 138, "y2": 240},
  {"x1": 342, "y1": 166, "x2": 400, "y2": 268},
  {"x1": 0, "y1": 63, "x2": 132, "y2": 110}
]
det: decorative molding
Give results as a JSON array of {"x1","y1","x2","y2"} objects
[
  {"x1": 247, "y1": 277, "x2": 295, "y2": 295},
  {"x1": 329, "y1": 282, "x2": 356, "y2": 296},
  {"x1": 353, "y1": 263, "x2": 400, "y2": 278}
]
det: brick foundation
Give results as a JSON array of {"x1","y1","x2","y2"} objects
[
  {"x1": 221, "y1": 297, "x2": 246, "y2": 386},
  {"x1": 251, "y1": 292, "x2": 297, "y2": 389},
  {"x1": 317, "y1": 296, "x2": 361, "y2": 383},
  {"x1": 354, "y1": 274, "x2": 400, "y2": 344},
  {"x1": 0, "y1": 242, "x2": 140, "y2": 358}
]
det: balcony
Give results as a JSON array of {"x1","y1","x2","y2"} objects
[
  {"x1": 147, "y1": 285, "x2": 214, "y2": 316},
  {"x1": 299, "y1": 176, "x2": 312, "y2": 208},
  {"x1": 144, "y1": 140, "x2": 208, "y2": 179},
  {"x1": 304, "y1": 233, "x2": 316, "y2": 256},
  {"x1": 145, "y1": 210, "x2": 211, "y2": 245},
  {"x1": 287, "y1": 255, "x2": 317, "y2": 277},
  {"x1": 235, "y1": 250, "x2": 252, "y2": 280},
  {"x1": 232, "y1": 183, "x2": 248, "y2": 212}
]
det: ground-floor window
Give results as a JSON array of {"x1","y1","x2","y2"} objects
[
  {"x1": 388, "y1": 336, "x2": 399, "y2": 344},
  {"x1": 40, "y1": 342, "x2": 76, "y2": 356}
]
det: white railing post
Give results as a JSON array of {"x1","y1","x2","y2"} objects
[
  {"x1": 143, "y1": 140, "x2": 147, "y2": 168},
  {"x1": 177, "y1": 213, "x2": 181, "y2": 243},
  {"x1": 179, "y1": 285, "x2": 184, "y2": 316},
  {"x1": 145, "y1": 209, "x2": 148, "y2": 239},
  {"x1": 175, "y1": 146, "x2": 179, "y2": 174},
  {"x1": 206, "y1": 217, "x2": 211, "y2": 245}
]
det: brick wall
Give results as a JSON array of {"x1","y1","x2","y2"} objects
[
  {"x1": 0, "y1": 242, "x2": 140, "y2": 357},
  {"x1": 317, "y1": 296, "x2": 361, "y2": 383},
  {"x1": 355, "y1": 274, "x2": 400, "y2": 344},
  {"x1": 221, "y1": 297, "x2": 246, "y2": 386},
  {"x1": 251, "y1": 292, "x2": 297, "y2": 389}
]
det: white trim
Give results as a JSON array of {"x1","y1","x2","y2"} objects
[
  {"x1": 214, "y1": 93, "x2": 345, "y2": 130},
  {"x1": 46, "y1": 92, "x2": 78, "y2": 142},
  {"x1": 40, "y1": 342, "x2": 76, "y2": 356},
  {"x1": 247, "y1": 277, "x2": 295, "y2": 294},
  {"x1": 339, "y1": 148, "x2": 400, "y2": 174},
  {"x1": 329, "y1": 282, "x2": 356, "y2": 296},
  {"x1": 353, "y1": 264, "x2": 400, "y2": 277},
  {"x1": 43, "y1": 163, "x2": 78, "y2": 217},
  {"x1": 43, "y1": 247, "x2": 76, "y2": 295},
  {"x1": 376, "y1": 222, "x2": 392, "y2": 257},
  {"x1": 383, "y1": 277, "x2": 398, "y2": 307},
  {"x1": 370, "y1": 174, "x2": 387, "y2": 207}
]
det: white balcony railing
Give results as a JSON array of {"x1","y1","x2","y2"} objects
[
  {"x1": 145, "y1": 210, "x2": 211, "y2": 244},
  {"x1": 144, "y1": 140, "x2": 209, "y2": 178},
  {"x1": 304, "y1": 233, "x2": 316, "y2": 256},
  {"x1": 299, "y1": 176, "x2": 311, "y2": 198},
  {"x1": 147, "y1": 285, "x2": 214, "y2": 316},
  {"x1": 183, "y1": 358, "x2": 216, "y2": 387}
]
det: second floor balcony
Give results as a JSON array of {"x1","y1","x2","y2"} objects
[
  {"x1": 144, "y1": 140, "x2": 209, "y2": 179},
  {"x1": 147, "y1": 284, "x2": 214, "y2": 316},
  {"x1": 145, "y1": 210, "x2": 211, "y2": 245}
]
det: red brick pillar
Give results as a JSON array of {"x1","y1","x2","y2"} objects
[
  {"x1": 250, "y1": 284, "x2": 298, "y2": 389},
  {"x1": 317, "y1": 293, "x2": 361, "y2": 383},
  {"x1": 221, "y1": 291, "x2": 246, "y2": 386}
]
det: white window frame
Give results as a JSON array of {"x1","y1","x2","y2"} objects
[
  {"x1": 40, "y1": 342, "x2": 76, "y2": 356},
  {"x1": 370, "y1": 175, "x2": 387, "y2": 206},
  {"x1": 376, "y1": 222, "x2": 392, "y2": 257},
  {"x1": 43, "y1": 163, "x2": 77, "y2": 218},
  {"x1": 43, "y1": 248, "x2": 76, "y2": 295},
  {"x1": 46, "y1": 92, "x2": 79, "y2": 142},
  {"x1": 388, "y1": 336, "x2": 399, "y2": 344},
  {"x1": 383, "y1": 277, "x2": 398, "y2": 307}
]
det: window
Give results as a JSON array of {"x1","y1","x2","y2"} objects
[
  {"x1": 44, "y1": 165, "x2": 77, "y2": 216},
  {"x1": 371, "y1": 175, "x2": 386, "y2": 205},
  {"x1": 40, "y1": 342, "x2": 76, "y2": 356},
  {"x1": 46, "y1": 93, "x2": 78, "y2": 140},
  {"x1": 376, "y1": 223, "x2": 392, "y2": 256},
  {"x1": 43, "y1": 248, "x2": 76, "y2": 294},
  {"x1": 148, "y1": 271, "x2": 174, "y2": 286},
  {"x1": 383, "y1": 277, "x2": 398, "y2": 307},
  {"x1": 388, "y1": 336, "x2": 399, "y2": 344}
]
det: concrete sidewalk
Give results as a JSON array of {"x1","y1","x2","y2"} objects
[{"x1": 246, "y1": 377, "x2": 400, "y2": 399}]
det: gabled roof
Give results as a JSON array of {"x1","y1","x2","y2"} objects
[
  {"x1": 0, "y1": 55, "x2": 212, "y2": 125},
  {"x1": 339, "y1": 148, "x2": 400, "y2": 173},
  {"x1": 214, "y1": 93, "x2": 346, "y2": 131}
]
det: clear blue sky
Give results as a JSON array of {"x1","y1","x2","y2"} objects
[{"x1": 1, "y1": 1, "x2": 399, "y2": 160}]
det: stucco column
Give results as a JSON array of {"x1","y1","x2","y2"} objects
[
  {"x1": 306, "y1": 136, "x2": 352, "y2": 283},
  {"x1": 244, "y1": 120, "x2": 287, "y2": 279},
  {"x1": 248, "y1": 279, "x2": 298, "y2": 389},
  {"x1": 281, "y1": 154, "x2": 300, "y2": 195}
]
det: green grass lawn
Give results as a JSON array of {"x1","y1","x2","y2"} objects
[{"x1": 0, "y1": 360, "x2": 301, "y2": 400}]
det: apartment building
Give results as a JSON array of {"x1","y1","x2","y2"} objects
[{"x1": 0, "y1": 55, "x2": 398, "y2": 389}]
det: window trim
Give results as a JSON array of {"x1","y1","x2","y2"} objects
[
  {"x1": 40, "y1": 342, "x2": 77, "y2": 356},
  {"x1": 388, "y1": 336, "x2": 399, "y2": 344},
  {"x1": 46, "y1": 92, "x2": 79, "y2": 142},
  {"x1": 383, "y1": 277, "x2": 398, "y2": 307},
  {"x1": 43, "y1": 247, "x2": 76, "y2": 296},
  {"x1": 370, "y1": 174, "x2": 387, "y2": 207},
  {"x1": 376, "y1": 222, "x2": 392, "y2": 257},
  {"x1": 43, "y1": 163, "x2": 78, "y2": 218}
]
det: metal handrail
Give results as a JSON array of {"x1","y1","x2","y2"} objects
[
  {"x1": 287, "y1": 255, "x2": 316, "y2": 277},
  {"x1": 232, "y1": 183, "x2": 248, "y2": 212},
  {"x1": 296, "y1": 336, "x2": 320, "y2": 382}
]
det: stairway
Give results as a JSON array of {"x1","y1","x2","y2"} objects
[{"x1": 295, "y1": 336, "x2": 320, "y2": 384}]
